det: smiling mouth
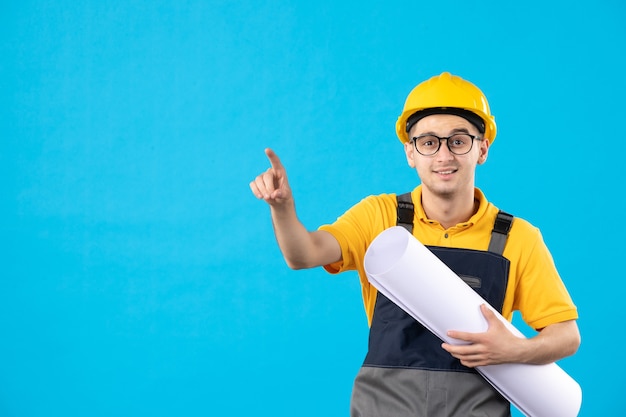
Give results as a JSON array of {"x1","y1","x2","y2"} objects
[{"x1": 435, "y1": 169, "x2": 457, "y2": 175}]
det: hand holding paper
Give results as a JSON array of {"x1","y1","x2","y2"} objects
[{"x1": 442, "y1": 303, "x2": 528, "y2": 368}]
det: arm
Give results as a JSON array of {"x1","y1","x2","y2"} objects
[
  {"x1": 441, "y1": 304, "x2": 581, "y2": 367},
  {"x1": 250, "y1": 148, "x2": 341, "y2": 270}
]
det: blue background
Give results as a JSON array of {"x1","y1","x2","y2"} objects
[{"x1": 2, "y1": 1, "x2": 624, "y2": 416}]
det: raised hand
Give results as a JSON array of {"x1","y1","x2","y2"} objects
[{"x1": 250, "y1": 148, "x2": 293, "y2": 206}]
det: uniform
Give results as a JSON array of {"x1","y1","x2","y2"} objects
[{"x1": 319, "y1": 185, "x2": 578, "y2": 416}]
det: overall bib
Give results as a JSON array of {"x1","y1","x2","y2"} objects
[{"x1": 350, "y1": 194, "x2": 514, "y2": 417}]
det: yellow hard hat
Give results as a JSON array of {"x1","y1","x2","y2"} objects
[{"x1": 395, "y1": 72, "x2": 497, "y2": 144}]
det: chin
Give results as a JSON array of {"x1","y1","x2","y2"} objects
[{"x1": 425, "y1": 184, "x2": 456, "y2": 199}]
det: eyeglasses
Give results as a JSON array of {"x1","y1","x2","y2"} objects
[{"x1": 411, "y1": 133, "x2": 481, "y2": 156}]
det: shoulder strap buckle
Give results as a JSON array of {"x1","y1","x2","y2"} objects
[
  {"x1": 396, "y1": 193, "x2": 414, "y2": 234},
  {"x1": 488, "y1": 211, "x2": 514, "y2": 255}
]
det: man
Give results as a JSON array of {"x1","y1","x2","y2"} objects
[{"x1": 250, "y1": 72, "x2": 580, "y2": 416}]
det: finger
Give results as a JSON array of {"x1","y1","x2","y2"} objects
[
  {"x1": 443, "y1": 342, "x2": 486, "y2": 358},
  {"x1": 442, "y1": 341, "x2": 473, "y2": 353},
  {"x1": 250, "y1": 171, "x2": 274, "y2": 199},
  {"x1": 249, "y1": 180, "x2": 263, "y2": 199},
  {"x1": 459, "y1": 358, "x2": 483, "y2": 368},
  {"x1": 265, "y1": 148, "x2": 285, "y2": 172},
  {"x1": 481, "y1": 303, "x2": 494, "y2": 317},
  {"x1": 261, "y1": 169, "x2": 279, "y2": 197},
  {"x1": 441, "y1": 342, "x2": 456, "y2": 354},
  {"x1": 447, "y1": 330, "x2": 476, "y2": 342},
  {"x1": 480, "y1": 304, "x2": 500, "y2": 327}
]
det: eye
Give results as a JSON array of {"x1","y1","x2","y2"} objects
[
  {"x1": 450, "y1": 134, "x2": 469, "y2": 147},
  {"x1": 417, "y1": 136, "x2": 438, "y2": 148}
]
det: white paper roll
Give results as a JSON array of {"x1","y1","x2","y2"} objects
[{"x1": 364, "y1": 226, "x2": 581, "y2": 417}]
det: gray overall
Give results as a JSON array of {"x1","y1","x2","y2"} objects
[{"x1": 350, "y1": 193, "x2": 514, "y2": 417}]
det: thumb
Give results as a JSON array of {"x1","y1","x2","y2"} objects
[{"x1": 480, "y1": 304, "x2": 499, "y2": 326}]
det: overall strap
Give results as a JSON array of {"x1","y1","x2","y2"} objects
[
  {"x1": 396, "y1": 193, "x2": 514, "y2": 256},
  {"x1": 488, "y1": 211, "x2": 514, "y2": 255},
  {"x1": 396, "y1": 193, "x2": 414, "y2": 234}
]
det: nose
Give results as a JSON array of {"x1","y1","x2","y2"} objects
[{"x1": 436, "y1": 139, "x2": 454, "y2": 161}]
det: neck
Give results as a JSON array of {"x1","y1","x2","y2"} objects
[{"x1": 421, "y1": 187, "x2": 477, "y2": 229}]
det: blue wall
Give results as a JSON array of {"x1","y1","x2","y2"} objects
[{"x1": 2, "y1": 1, "x2": 624, "y2": 415}]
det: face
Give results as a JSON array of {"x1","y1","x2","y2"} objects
[{"x1": 404, "y1": 114, "x2": 490, "y2": 199}]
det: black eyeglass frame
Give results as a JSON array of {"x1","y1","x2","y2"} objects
[{"x1": 411, "y1": 133, "x2": 482, "y2": 156}]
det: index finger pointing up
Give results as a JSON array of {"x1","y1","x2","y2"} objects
[{"x1": 265, "y1": 148, "x2": 284, "y2": 171}]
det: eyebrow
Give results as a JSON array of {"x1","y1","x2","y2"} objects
[{"x1": 414, "y1": 127, "x2": 472, "y2": 137}]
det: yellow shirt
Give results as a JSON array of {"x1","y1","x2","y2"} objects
[{"x1": 319, "y1": 185, "x2": 578, "y2": 330}]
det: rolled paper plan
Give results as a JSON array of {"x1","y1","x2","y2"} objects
[{"x1": 363, "y1": 226, "x2": 582, "y2": 417}]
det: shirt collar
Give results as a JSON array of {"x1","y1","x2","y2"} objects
[{"x1": 411, "y1": 185, "x2": 489, "y2": 228}]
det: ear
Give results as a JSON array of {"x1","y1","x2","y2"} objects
[
  {"x1": 477, "y1": 139, "x2": 490, "y2": 165},
  {"x1": 404, "y1": 141, "x2": 416, "y2": 168}
]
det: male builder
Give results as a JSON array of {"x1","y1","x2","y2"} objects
[{"x1": 250, "y1": 72, "x2": 580, "y2": 416}]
